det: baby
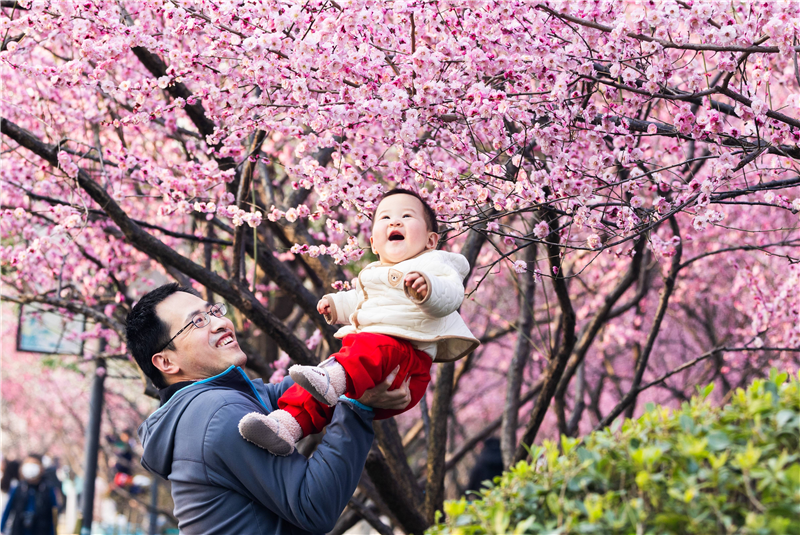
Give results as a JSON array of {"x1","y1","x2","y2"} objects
[{"x1": 238, "y1": 188, "x2": 479, "y2": 455}]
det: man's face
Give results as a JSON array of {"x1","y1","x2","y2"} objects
[
  {"x1": 154, "y1": 292, "x2": 246, "y2": 382},
  {"x1": 370, "y1": 194, "x2": 438, "y2": 264}
]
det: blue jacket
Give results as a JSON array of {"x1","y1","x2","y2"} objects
[
  {"x1": 138, "y1": 366, "x2": 375, "y2": 535},
  {"x1": 1, "y1": 482, "x2": 57, "y2": 535}
]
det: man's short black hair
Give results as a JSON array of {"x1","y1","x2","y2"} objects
[
  {"x1": 373, "y1": 188, "x2": 438, "y2": 233},
  {"x1": 126, "y1": 283, "x2": 199, "y2": 389}
]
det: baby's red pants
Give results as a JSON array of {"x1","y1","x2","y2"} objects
[{"x1": 277, "y1": 333, "x2": 433, "y2": 436}]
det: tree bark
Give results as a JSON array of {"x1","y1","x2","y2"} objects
[
  {"x1": 423, "y1": 361, "x2": 454, "y2": 524},
  {"x1": 341, "y1": 495, "x2": 394, "y2": 535},
  {"x1": 373, "y1": 419, "x2": 422, "y2": 508},
  {"x1": 513, "y1": 210, "x2": 577, "y2": 463},
  {"x1": 364, "y1": 446, "x2": 428, "y2": 535},
  {"x1": 501, "y1": 243, "x2": 536, "y2": 467}
]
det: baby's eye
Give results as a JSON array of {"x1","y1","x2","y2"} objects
[{"x1": 403, "y1": 214, "x2": 412, "y2": 218}]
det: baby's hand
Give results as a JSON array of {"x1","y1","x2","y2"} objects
[
  {"x1": 317, "y1": 297, "x2": 331, "y2": 315},
  {"x1": 405, "y1": 272, "x2": 428, "y2": 299}
]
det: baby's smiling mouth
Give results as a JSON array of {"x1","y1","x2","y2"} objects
[{"x1": 389, "y1": 230, "x2": 404, "y2": 241}]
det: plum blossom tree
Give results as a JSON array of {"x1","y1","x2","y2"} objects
[{"x1": 2, "y1": 0, "x2": 800, "y2": 531}]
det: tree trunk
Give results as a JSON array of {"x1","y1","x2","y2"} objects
[{"x1": 501, "y1": 243, "x2": 536, "y2": 467}]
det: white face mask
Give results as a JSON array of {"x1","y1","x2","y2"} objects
[{"x1": 20, "y1": 463, "x2": 41, "y2": 481}]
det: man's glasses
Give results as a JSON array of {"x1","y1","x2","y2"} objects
[{"x1": 155, "y1": 303, "x2": 227, "y2": 354}]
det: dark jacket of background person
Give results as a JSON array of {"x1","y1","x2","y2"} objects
[
  {"x1": 0, "y1": 461, "x2": 19, "y2": 495},
  {"x1": 465, "y1": 438, "x2": 504, "y2": 497},
  {"x1": 38, "y1": 463, "x2": 62, "y2": 515},
  {"x1": 138, "y1": 365, "x2": 375, "y2": 535},
  {"x1": 0, "y1": 480, "x2": 57, "y2": 535}
]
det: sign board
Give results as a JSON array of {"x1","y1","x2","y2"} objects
[{"x1": 16, "y1": 304, "x2": 85, "y2": 355}]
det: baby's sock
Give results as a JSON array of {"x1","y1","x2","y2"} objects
[
  {"x1": 321, "y1": 359, "x2": 347, "y2": 397},
  {"x1": 238, "y1": 409, "x2": 303, "y2": 456},
  {"x1": 289, "y1": 358, "x2": 348, "y2": 406}
]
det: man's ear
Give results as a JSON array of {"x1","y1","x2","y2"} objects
[
  {"x1": 426, "y1": 231, "x2": 439, "y2": 250},
  {"x1": 152, "y1": 352, "x2": 180, "y2": 377}
]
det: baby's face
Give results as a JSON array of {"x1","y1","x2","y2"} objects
[{"x1": 370, "y1": 194, "x2": 437, "y2": 264}]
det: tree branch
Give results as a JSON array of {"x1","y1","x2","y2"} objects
[
  {"x1": 364, "y1": 446, "x2": 428, "y2": 535},
  {"x1": 538, "y1": 5, "x2": 800, "y2": 54},
  {"x1": 342, "y1": 495, "x2": 394, "y2": 535},
  {"x1": 209, "y1": 216, "x2": 339, "y2": 350},
  {"x1": 373, "y1": 419, "x2": 422, "y2": 509},
  {"x1": 513, "y1": 209, "x2": 577, "y2": 463},
  {"x1": 501, "y1": 243, "x2": 536, "y2": 467},
  {"x1": 710, "y1": 176, "x2": 800, "y2": 202},
  {"x1": 434, "y1": 379, "x2": 543, "y2": 482},
  {"x1": 0, "y1": 116, "x2": 318, "y2": 365},
  {"x1": 424, "y1": 361, "x2": 454, "y2": 524},
  {"x1": 596, "y1": 216, "x2": 683, "y2": 429},
  {"x1": 552, "y1": 237, "x2": 647, "y2": 428},
  {"x1": 231, "y1": 130, "x2": 266, "y2": 282}
]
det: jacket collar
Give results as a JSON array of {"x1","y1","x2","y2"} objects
[
  {"x1": 158, "y1": 380, "x2": 195, "y2": 406},
  {"x1": 153, "y1": 366, "x2": 267, "y2": 414},
  {"x1": 374, "y1": 248, "x2": 435, "y2": 268}
]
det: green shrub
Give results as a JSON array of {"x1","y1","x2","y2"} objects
[{"x1": 430, "y1": 370, "x2": 800, "y2": 535}]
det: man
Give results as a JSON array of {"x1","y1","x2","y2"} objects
[{"x1": 127, "y1": 283, "x2": 410, "y2": 535}]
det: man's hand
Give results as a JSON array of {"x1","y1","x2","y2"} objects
[
  {"x1": 317, "y1": 297, "x2": 331, "y2": 315},
  {"x1": 405, "y1": 272, "x2": 428, "y2": 299},
  {"x1": 357, "y1": 366, "x2": 412, "y2": 411}
]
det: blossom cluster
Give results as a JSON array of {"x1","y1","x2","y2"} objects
[{"x1": 1, "y1": 0, "x2": 799, "y2": 411}]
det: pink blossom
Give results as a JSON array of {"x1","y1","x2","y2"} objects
[
  {"x1": 1, "y1": 0, "x2": 799, "y2": 461},
  {"x1": 717, "y1": 25, "x2": 737, "y2": 43},
  {"x1": 751, "y1": 98, "x2": 768, "y2": 116},
  {"x1": 533, "y1": 221, "x2": 549, "y2": 239}
]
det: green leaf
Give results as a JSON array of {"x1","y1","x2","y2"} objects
[
  {"x1": 577, "y1": 447, "x2": 598, "y2": 463},
  {"x1": 493, "y1": 505, "x2": 510, "y2": 535},
  {"x1": 770, "y1": 368, "x2": 788, "y2": 386},
  {"x1": 706, "y1": 430, "x2": 731, "y2": 451},
  {"x1": 431, "y1": 371, "x2": 800, "y2": 535},
  {"x1": 679, "y1": 414, "x2": 694, "y2": 433},
  {"x1": 734, "y1": 441, "x2": 762, "y2": 471},
  {"x1": 776, "y1": 409, "x2": 795, "y2": 429},
  {"x1": 546, "y1": 492, "x2": 561, "y2": 515},
  {"x1": 513, "y1": 516, "x2": 536, "y2": 535},
  {"x1": 785, "y1": 464, "x2": 800, "y2": 489},
  {"x1": 561, "y1": 435, "x2": 579, "y2": 456},
  {"x1": 583, "y1": 494, "x2": 603, "y2": 523}
]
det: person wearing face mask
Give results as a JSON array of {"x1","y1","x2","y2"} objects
[{"x1": 1, "y1": 455, "x2": 57, "y2": 535}]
